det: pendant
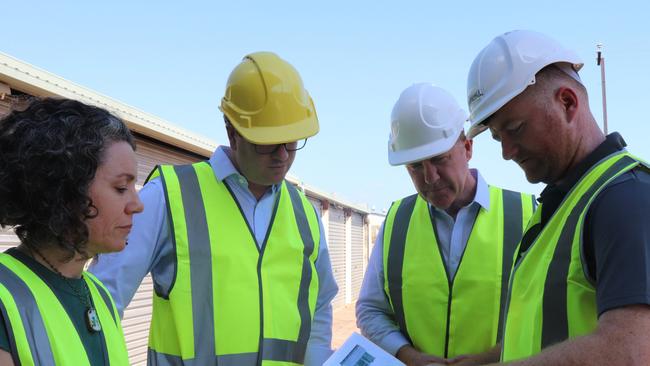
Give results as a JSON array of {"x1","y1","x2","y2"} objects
[{"x1": 86, "y1": 307, "x2": 102, "y2": 332}]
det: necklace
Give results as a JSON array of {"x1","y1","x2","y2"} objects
[{"x1": 26, "y1": 245, "x2": 102, "y2": 333}]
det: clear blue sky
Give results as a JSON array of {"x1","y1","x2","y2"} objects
[{"x1": 5, "y1": 1, "x2": 649, "y2": 211}]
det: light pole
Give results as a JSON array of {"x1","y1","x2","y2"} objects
[{"x1": 596, "y1": 43, "x2": 608, "y2": 134}]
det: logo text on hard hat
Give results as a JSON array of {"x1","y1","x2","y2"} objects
[{"x1": 469, "y1": 89, "x2": 483, "y2": 106}]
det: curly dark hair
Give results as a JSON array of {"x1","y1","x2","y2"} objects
[{"x1": 0, "y1": 98, "x2": 135, "y2": 259}]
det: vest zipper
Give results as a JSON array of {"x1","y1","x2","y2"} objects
[
  {"x1": 255, "y1": 191, "x2": 282, "y2": 366},
  {"x1": 255, "y1": 250, "x2": 265, "y2": 366},
  {"x1": 444, "y1": 278, "x2": 453, "y2": 358},
  {"x1": 439, "y1": 207, "x2": 480, "y2": 359}
]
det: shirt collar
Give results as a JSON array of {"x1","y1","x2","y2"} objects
[
  {"x1": 429, "y1": 168, "x2": 490, "y2": 213},
  {"x1": 208, "y1": 146, "x2": 281, "y2": 193},
  {"x1": 209, "y1": 146, "x2": 238, "y2": 182},
  {"x1": 473, "y1": 169, "x2": 490, "y2": 211}
]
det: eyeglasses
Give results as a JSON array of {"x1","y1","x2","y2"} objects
[{"x1": 254, "y1": 139, "x2": 308, "y2": 154}]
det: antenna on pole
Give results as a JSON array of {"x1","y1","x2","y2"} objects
[{"x1": 596, "y1": 43, "x2": 608, "y2": 134}]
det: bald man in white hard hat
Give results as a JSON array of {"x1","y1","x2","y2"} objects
[{"x1": 463, "y1": 30, "x2": 650, "y2": 365}]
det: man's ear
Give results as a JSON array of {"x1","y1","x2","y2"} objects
[
  {"x1": 556, "y1": 86, "x2": 579, "y2": 124},
  {"x1": 464, "y1": 137, "x2": 473, "y2": 161}
]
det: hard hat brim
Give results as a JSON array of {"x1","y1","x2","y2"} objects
[
  {"x1": 388, "y1": 128, "x2": 461, "y2": 166},
  {"x1": 229, "y1": 115, "x2": 320, "y2": 145},
  {"x1": 467, "y1": 119, "x2": 489, "y2": 139}
]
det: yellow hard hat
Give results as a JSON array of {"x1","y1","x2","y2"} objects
[{"x1": 219, "y1": 52, "x2": 319, "y2": 144}]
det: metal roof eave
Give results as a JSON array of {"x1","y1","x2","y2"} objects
[{"x1": 0, "y1": 52, "x2": 218, "y2": 157}]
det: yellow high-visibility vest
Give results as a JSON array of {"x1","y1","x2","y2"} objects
[
  {"x1": 502, "y1": 152, "x2": 645, "y2": 361},
  {"x1": 383, "y1": 186, "x2": 534, "y2": 358},
  {"x1": 147, "y1": 162, "x2": 321, "y2": 366},
  {"x1": 0, "y1": 254, "x2": 128, "y2": 366}
]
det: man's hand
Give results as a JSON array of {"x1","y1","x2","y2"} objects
[
  {"x1": 445, "y1": 346, "x2": 501, "y2": 366},
  {"x1": 396, "y1": 345, "x2": 449, "y2": 366},
  {"x1": 446, "y1": 354, "x2": 472, "y2": 365}
]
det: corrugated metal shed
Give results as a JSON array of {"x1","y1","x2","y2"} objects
[
  {"x1": 328, "y1": 206, "x2": 347, "y2": 307},
  {"x1": 350, "y1": 212, "x2": 365, "y2": 301}
]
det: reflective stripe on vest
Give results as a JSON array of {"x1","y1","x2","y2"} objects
[
  {"x1": 0, "y1": 254, "x2": 128, "y2": 366},
  {"x1": 147, "y1": 162, "x2": 320, "y2": 366},
  {"x1": 383, "y1": 186, "x2": 534, "y2": 358},
  {"x1": 502, "y1": 152, "x2": 641, "y2": 361}
]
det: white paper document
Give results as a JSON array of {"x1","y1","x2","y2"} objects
[{"x1": 324, "y1": 332, "x2": 405, "y2": 366}]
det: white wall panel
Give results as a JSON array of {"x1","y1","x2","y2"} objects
[{"x1": 328, "y1": 206, "x2": 346, "y2": 307}]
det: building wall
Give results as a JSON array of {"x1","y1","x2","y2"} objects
[
  {"x1": 350, "y1": 212, "x2": 365, "y2": 301},
  {"x1": 327, "y1": 206, "x2": 347, "y2": 307}
]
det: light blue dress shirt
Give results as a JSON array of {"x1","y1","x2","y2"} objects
[
  {"x1": 355, "y1": 169, "x2": 490, "y2": 355},
  {"x1": 90, "y1": 146, "x2": 338, "y2": 365}
]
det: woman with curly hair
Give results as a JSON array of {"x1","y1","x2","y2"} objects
[{"x1": 0, "y1": 98, "x2": 143, "y2": 365}]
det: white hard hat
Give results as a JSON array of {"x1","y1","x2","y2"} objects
[
  {"x1": 466, "y1": 30, "x2": 584, "y2": 138},
  {"x1": 388, "y1": 83, "x2": 468, "y2": 166}
]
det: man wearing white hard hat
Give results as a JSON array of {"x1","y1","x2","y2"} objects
[
  {"x1": 356, "y1": 83, "x2": 535, "y2": 365},
  {"x1": 466, "y1": 30, "x2": 650, "y2": 365}
]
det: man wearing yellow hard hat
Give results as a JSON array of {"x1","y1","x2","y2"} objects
[{"x1": 91, "y1": 52, "x2": 338, "y2": 366}]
